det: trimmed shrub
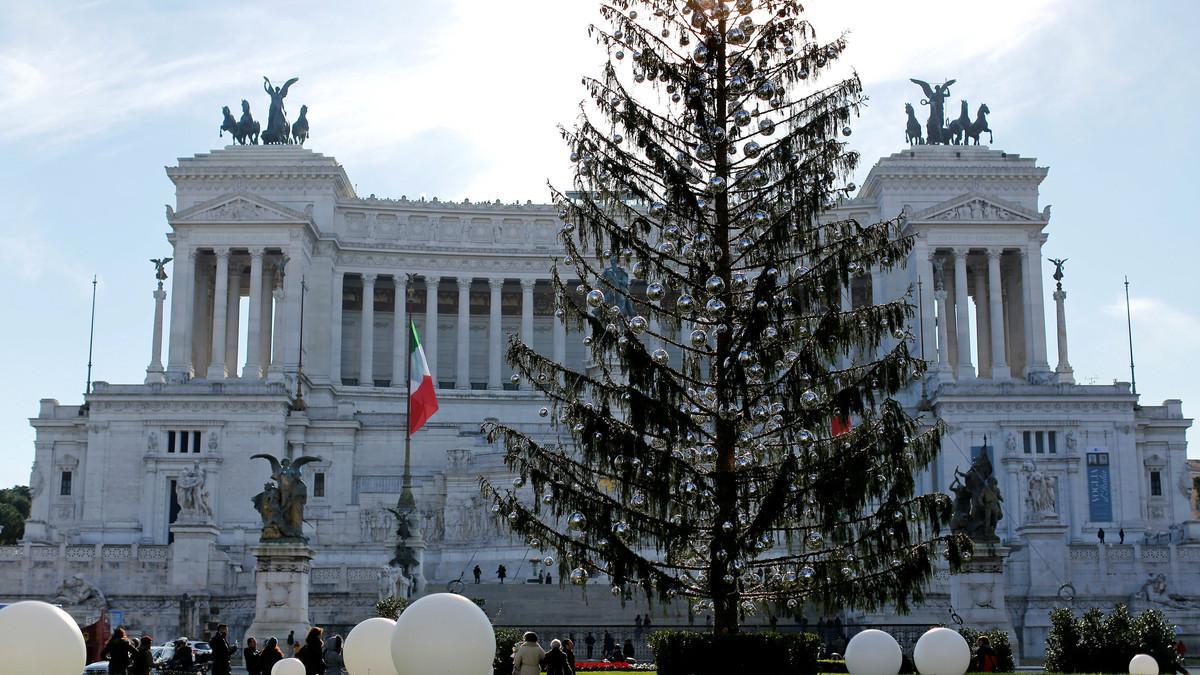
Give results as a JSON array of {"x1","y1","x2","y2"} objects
[
  {"x1": 493, "y1": 627, "x2": 524, "y2": 675},
  {"x1": 1044, "y1": 603, "x2": 1180, "y2": 673},
  {"x1": 648, "y1": 630, "x2": 822, "y2": 674},
  {"x1": 957, "y1": 627, "x2": 1015, "y2": 672}
]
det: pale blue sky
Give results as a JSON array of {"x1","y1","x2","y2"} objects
[{"x1": 0, "y1": 0, "x2": 1197, "y2": 488}]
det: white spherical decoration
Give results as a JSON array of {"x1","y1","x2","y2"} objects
[
  {"x1": 914, "y1": 627, "x2": 971, "y2": 675},
  {"x1": 391, "y1": 593, "x2": 495, "y2": 675},
  {"x1": 845, "y1": 629, "x2": 902, "y2": 675},
  {"x1": 1130, "y1": 653, "x2": 1159, "y2": 675},
  {"x1": 0, "y1": 601, "x2": 86, "y2": 675},
  {"x1": 345, "y1": 617, "x2": 398, "y2": 675},
  {"x1": 272, "y1": 657, "x2": 306, "y2": 675}
]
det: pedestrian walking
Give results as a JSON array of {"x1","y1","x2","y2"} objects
[
  {"x1": 1177, "y1": 640, "x2": 1189, "y2": 675},
  {"x1": 102, "y1": 627, "x2": 137, "y2": 675},
  {"x1": 584, "y1": 632, "x2": 595, "y2": 659},
  {"x1": 473, "y1": 565, "x2": 482, "y2": 584},
  {"x1": 624, "y1": 638, "x2": 636, "y2": 661},
  {"x1": 260, "y1": 637, "x2": 284, "y2": 674},
  {"x1": 243, "y1": 637, "x2": 262, "y2": 675},
  {"x1": 209, "y1": 624, "x2": 233, "y2": 675},
  {"x1": 513, "y1": 632, "x2": 546, "y2": 675},
  {"x1": 602, "y1": 631, "x2": 614, "y2": 660},
  {"x1": 563, "y1": 638, "x2": 576, "y2": 675},
  {"x1": 1098, "y1": 527, "x2": 1106, "y2": 543},
  {"x1": 324, "y1": 635, "x2": 345, "y2": 675},
  {"x1": 544, "y1": 639, "x2": 570, "y2": 675},
  {"x1": 167, "y1": 638, "x2": 194, "y2": 672},
  {"x1": 298, "y1": 627, "x2": 326, "y2": 674},
  {"x1": 497, "y1": 564, "x2": 508, "y2": 584},
  {"x1": 129, "y1": 636, "x2": 154, "y2": 675},
  {"x1": 1120, "y1": 527, "x2": 1127, "y2": 544},
  {"x1": 287, "y1": 630, "x2": 296, "y2": 649}
]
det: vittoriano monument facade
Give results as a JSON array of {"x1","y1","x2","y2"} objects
[{"x1": 3, "y1": 115, "x2": 1198, "y2": 659}]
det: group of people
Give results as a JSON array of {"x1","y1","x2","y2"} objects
[
  {"x1": 512, "y1": 632, "x2": 577, "y2": 675},
  {"x1": 243, "y1": 627, "x2": 344, "y2": 675},
  {"x1": 99, "y1": 625, "x2": 345, "y2": 675}
]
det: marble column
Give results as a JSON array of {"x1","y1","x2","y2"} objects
[
  {"x1": 281, "y1": 253, "x2": 306, "y2": 373},
  {"x1": 166, "y1": 247, "x2": 195, "y2": 379},
  {"x1": 360, "y1": 274, "x2": 377, "y2": 386},
  {"x1": 935, "y1": 285, "x2": 952, "y2": 374},
  {"x1": 952, "y1": 247, "x2": 975, "y2": 379},
  {"x1": 919, "y1": 248, "x2": 938, "y2": 368},
  {"x1": 244, "y1": 249, "x2": 265, "y2": 379},
  {"x1": 974, "y1": 262, "x2": 991, "y2": 377},
  {"x1": 553, "y1": 305, "x2": 566, "y2": 368},
  {"x1": 146, "y1": 279, "x2": 168, "y2": 384},
  {"x1": 456, "y1": 277, "x2": 471, "y2": 389},
  {"x1": 259, "y1": 260, "x2": 274, "y2": 377},
  {"x1": 1027, "y1": 244, "x2": 1052, "y2": 373},
  {"x1": 267, "y1": 268, "x2": 286, "y2": 383},
  {"x1": 206, "y1": 248, "x2": 231, "y2": 379},
  {"x1": 392, "y1": 275, "x2": 408, "y2": 388},
  {"x1": 488, "y1": 278, "x2": 504, "y2": 390},
  {"x1": 1053, "y1": 283, "x2": 1075, "y2": 384},
  {"x1": 424, "y1": 276, "x2": 439, "y2": 383},
  {"x1": 987, "y1": 249, "x2": 1011, "y2": 379},
  {"x1": 329, "y1": 269, "x2": 344, "y2": 384},
  {"x1": 224, "y1": 258, "x2": 242, "y2": 377},
  {"x1": 520, "y1": 279, "x2": 536, "y2": 390}
]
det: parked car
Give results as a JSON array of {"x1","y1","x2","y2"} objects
[{"x1": 83, "y1": 662, "x2": 108, "y2": 674}]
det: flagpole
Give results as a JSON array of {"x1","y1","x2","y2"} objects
[{"x1": 400, "y1": 273, "x2": 418, "y2": 512}]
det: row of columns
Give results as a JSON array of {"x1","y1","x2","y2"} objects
[
  {"x1": 332, "y1": 274, "x2": 567, "y2": 391},
  {"x1": 920, "y1": 245, "x2": 1050, "y2": 381},
  {"x1": 163, "y1": 246, "x2": 298, "y2": 382}
]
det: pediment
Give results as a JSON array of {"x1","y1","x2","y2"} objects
[
  {"x1": 911, "y1": 193, "x2": 1047, "y2": 224},
  {"x1": 167, "y1": 193, "x2": 310, "y2": 224}
]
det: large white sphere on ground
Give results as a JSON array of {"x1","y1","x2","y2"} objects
[
  {"x1": 391, "y1": 593, "x2": 495, "y2": 675},
  {"x1": 913, "y1": 627, "x2": 971, "y2": 675},
  {"x1": 0, "y1": 600, "x2": 87, "y2": 675},
  {"x1": 345, "y1": 617, "x2": 399, "y2": 675},
  {"x1": 272, "y1": 657, "x2": 306, "y2": 675},
  {"x1": 1129, "y1": 653, "x2": 1159, "y2": 675},
  {"x1": 845, "y1": 629, "x2": 903, "y2": 675}
]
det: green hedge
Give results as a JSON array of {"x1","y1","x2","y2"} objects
[
  {"x1": 648, "y1": 630, "x2": 822, "y2": 674},
  {"x1": 1045, "y1": 603, "x2": 1179, "y2": 673},
  {"x1": 494, "y1": 627, "x2": 524, "y2": 675},
  {"x1": 957, "y1": 627, "x2": 1015, "y2": 672}
]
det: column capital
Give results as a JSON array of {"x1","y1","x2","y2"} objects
[
  {"x1": 393, "y1": 274, "x2": 409, "y2": 289},
  {"x1": 457, "y1": 276, "x2": 473, "y2": 290},
  {"x1": 488, "y1": 277, "x2": 506, "y2": 291},
  {"x1": 362, "y1": 273, "x2": 378, "y2": 285},
  {"x1": 248, "y1": 247, "x2": 265, "y2": 259},
  {"x1": 986, "y1": 247, "x2": 1005, "y2": 260},
  {"x1": 927, "y1": 248, "x2": 942, "y2": 262},
  {"x1": 424, "y1": 275, "x2": 440, "y2": 288},
  {"x1": 185, "y1": 247, "x2": 199, "y2": 261},
  {"x1": 520, "y1": 278, "x2": 538, "y2": 292},
  {"x1": 952, "y1": 246, "x2": 972, "y2": 258},
  {"x1": 213, "y1": 247, "x2": 231, "y2": 260}
]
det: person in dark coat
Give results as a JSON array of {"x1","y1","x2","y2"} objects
[
  {"x1": 473, "y1": 565, "x2": 482, "y2": 583},
  {"x1": 584, "y1": 633, "x2": 596, "y2": 659},
  {"x1": 323, "y1": 635, "x2": 345, "y2": 675},
  {"x1": 544, "y1": 639, "x2": 570, "y2": 675},
  {"x1": 243, "y1": 637, "x2": 262, "y2": 675},
  {"x1": 168, "y1": 638, "x2": 194, "y2": 672},
  {"x1": 209, "y1": 624, "x2": 233, "y2": 675},
  {"x1": 297, "y1": 626, "x2": 326, "y2": 674},
  {"x1": 129, "y1": 636, "x2": 154, "y2": 675},
  {"x1": 260, "y1": 637, "x2": 284, "y2": 674},
  {"x1": 563, "y1": 638, "x2": 576, "y2": 675},
  {"x1": 497, "y1": 564, "x2": 508, "y2": 584},
  {"x1": 623, "y1": 638, "x2": 636, "y2": 661},
  {"x1": 286, "y1": 630, "x2": 296, "y2": 649},
  {"x1": 974, "y1": 635, "x2": 998, "y2": 672},
  {"x1": 102, "y1": 627, "x2": 138, "y2": 675}
]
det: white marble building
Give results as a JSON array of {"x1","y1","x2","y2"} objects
[{"x1": 3, "y1": 143, "x2": 1198, "y2": 657}]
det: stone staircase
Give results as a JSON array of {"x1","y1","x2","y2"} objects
[{"x1": 449, "y1": 580, "x2": 695, "y2": 626}]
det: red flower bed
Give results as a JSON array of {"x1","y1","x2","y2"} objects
[{"x1": 573, "y1": 660, "x2": 637, "y2": 672}]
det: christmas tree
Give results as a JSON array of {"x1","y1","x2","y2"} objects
[{"x1": 481, "y1": 0, "x2": 968, "y2": 634}]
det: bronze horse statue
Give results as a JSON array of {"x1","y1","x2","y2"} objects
[
  {"x1": 947, "y1": 100, "x2": 971, "y2": 145},
  {"x1": 291, "y1": 105, "x2": 309, "y2": 146},
  {"x1": 966, "y1": 103, "x2": 992, "y2": 145},
  {"x1": 220, "y1": 102, "x2": 260, "y2": 145},
  {"x1": 905, "y1": 103, "x2": 923, "y2": 145}
]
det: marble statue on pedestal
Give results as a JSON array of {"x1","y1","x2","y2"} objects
[{"x1": 176, "y1": 463, "x2": 213, "y2": 520}]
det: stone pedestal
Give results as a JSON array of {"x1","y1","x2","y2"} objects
[
  {"x1": 170, "y1": 521, "x2": 220, "y2": 590},
  {"x1": 246, "y1": 543, "x2": 315, "y2": 642},
  {"x1": 950, "y1": 544, "x2": 1017, "y2": 648}
]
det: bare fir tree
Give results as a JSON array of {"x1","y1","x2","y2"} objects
[{"x1": 481, "y1": 0, "x2": 968, "y2": 634}]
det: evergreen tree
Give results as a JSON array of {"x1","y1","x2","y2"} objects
[{"x1": 481, "y1": 0, "x2": 967, "y2": 634}]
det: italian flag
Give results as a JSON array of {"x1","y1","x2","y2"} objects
[{"x1": 408, "y1": 321, "x2": 438, "y2": 434}]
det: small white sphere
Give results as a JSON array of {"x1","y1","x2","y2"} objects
[
  {"x1": 272, "y1": 657, "x2": 306, "y2": 675},
  {"x1": 914, "y1": 627, "x2": 971, "y2": 675},
  {"x1": 1130, "y1": 653, "x2": 1159, "y2": 675},
  {"x1": 345, "y1": 617, "x2": 398, "y2": 675},
  {"x1": 392, "y1": 593, "x2": 495, "y2": 675},
  {"x1": 0, "y1": 601, "x2": 87, "y2": 675},
  {"x1": 845, "y1": 629, "x2": 902, "y2": 675}
]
